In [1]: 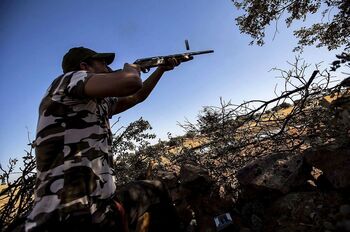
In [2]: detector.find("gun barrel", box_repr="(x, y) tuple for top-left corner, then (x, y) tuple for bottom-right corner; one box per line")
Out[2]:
(186, 50), (214, 56)
(134, 49), (214, 73)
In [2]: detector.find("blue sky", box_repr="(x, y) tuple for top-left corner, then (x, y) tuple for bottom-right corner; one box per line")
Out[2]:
(0, 0), (341, 166)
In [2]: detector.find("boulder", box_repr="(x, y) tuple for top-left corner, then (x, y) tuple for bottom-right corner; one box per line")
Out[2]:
(236, 152), (309, 194)
(265, 191), (347, 232)
(173, 164), (234, 232)
(155, 171), (178, 189)
(304, 145), (350, 189)
(179, 164), (213, 192)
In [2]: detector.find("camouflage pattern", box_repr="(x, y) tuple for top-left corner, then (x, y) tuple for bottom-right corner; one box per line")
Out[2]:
(25, 71), (119, 231)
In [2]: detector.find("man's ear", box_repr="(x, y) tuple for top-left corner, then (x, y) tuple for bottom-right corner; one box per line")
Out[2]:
(79, 62), (90, 71)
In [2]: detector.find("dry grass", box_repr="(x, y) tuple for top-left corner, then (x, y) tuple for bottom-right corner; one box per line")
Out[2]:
(168, 137), (208, 154)
(171, 93), (347, 151)
(0, 184), (9, 207)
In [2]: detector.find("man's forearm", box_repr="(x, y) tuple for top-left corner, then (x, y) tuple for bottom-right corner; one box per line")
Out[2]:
(135, 68), (166, 102)
(108, 68), (167, 115)
(109, 61), (178, 115)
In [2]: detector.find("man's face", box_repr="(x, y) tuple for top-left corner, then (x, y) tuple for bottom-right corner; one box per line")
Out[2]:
(84, 59), (111, 73)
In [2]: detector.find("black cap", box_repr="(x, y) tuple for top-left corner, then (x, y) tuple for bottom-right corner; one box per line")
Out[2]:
(62, 47), (115, 73)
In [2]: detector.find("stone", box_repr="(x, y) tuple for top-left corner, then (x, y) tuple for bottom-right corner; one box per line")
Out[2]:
(236, 152), (309, 194)
(264, 191), (345, 232)
(155, 171), (178, 189)
(340, 205), (350, 216)
(304, 145), (350, 189)
(239, 227), (251, 232)
(179, 164), (212, 191)
(251, 214), (263, 231)
(323, 221), (335, 230)
(309, 212), (317, 220)
(336, 220), (350, 231)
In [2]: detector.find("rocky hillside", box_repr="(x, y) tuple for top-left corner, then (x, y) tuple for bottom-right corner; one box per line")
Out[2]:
(141, 93), (350, 232)
(142, 143), (349, 232)
(1, 82), (349, 232)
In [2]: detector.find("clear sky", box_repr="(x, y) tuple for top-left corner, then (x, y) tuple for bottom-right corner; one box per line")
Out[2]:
(0, 0), (341, 166)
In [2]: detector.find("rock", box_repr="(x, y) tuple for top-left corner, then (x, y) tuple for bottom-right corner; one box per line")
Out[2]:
(155, 171), (178, 189)
(304, 145), (350, 189)
(311, 166), (323, 179)
(241, 201), (264, 222)
(239, 227), (251, 232)
(336, 220), (350, 231)
(264, 192), (346, 232)
(315, 174), (334, 190)
(236, 152), (309, 194)
(173, 164), (232, 232)
(323, 221), (335, 230)
(330, 94), (350, 127)
(251, 214), (263, 231)
(340, 204), (350, 216)
(179, 164), (212, 191)
(309, 212), (317, 220)
(307, 179), (317, 188)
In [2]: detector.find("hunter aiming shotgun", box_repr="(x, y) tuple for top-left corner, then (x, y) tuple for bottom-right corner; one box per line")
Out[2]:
(134, 40), (214, 73)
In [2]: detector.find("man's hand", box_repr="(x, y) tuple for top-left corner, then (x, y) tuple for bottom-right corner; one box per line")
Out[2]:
(123, 63), (141, 76)
(158, 58), (179, 72)
(158, 55), (193, 72)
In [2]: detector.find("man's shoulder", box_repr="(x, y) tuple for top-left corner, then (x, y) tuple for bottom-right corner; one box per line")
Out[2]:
(43, 71), (93, 100)
(49, 71), (90, 89)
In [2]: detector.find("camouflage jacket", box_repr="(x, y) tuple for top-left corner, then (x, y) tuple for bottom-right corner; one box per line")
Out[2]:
(25, 71), (118, 231)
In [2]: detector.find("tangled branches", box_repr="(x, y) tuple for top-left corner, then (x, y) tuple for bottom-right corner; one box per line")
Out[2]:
(0, 146), (36, 231)
(174, 56), (350, 196)
(1, 52), (349, 230)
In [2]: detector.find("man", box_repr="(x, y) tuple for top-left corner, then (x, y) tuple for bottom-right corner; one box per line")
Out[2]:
(24, 47), (186, 232)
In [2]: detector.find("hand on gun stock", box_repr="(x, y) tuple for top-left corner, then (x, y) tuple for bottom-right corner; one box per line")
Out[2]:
(158, 55), (193, 72)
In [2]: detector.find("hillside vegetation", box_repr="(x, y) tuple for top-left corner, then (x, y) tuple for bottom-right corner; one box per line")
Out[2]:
(1, 57), (350, 231)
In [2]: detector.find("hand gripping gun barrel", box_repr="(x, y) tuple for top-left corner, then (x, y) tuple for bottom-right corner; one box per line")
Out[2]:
(134, 40), (214, 73)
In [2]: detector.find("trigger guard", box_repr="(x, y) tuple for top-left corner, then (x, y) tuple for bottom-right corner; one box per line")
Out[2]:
(142, 68), (150, 73)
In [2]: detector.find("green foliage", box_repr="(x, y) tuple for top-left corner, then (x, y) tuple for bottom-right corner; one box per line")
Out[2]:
(232, 0), (350, 51)
(197, 107), (222, 135)
(185, 130), (197, 139)
(167, 137), (182, 147)
(112, 118), (159, 185)
(112, 117), (156, 156)
(271, 102), (292, 112)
